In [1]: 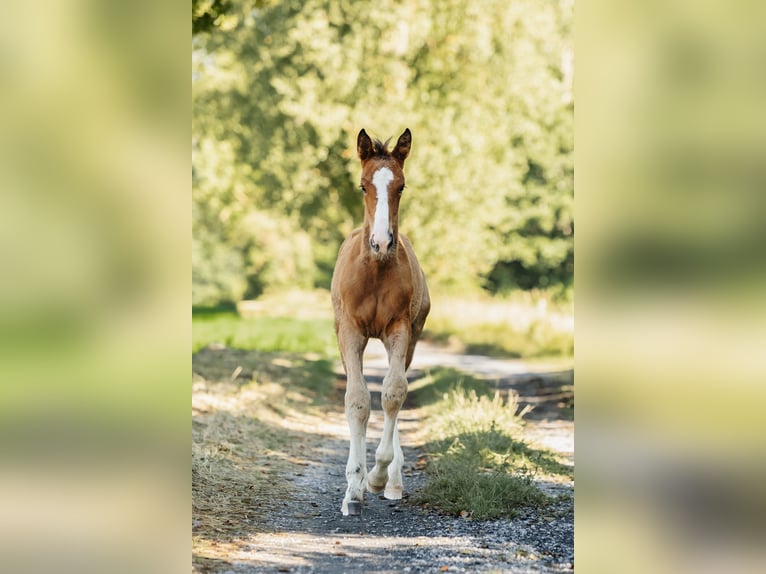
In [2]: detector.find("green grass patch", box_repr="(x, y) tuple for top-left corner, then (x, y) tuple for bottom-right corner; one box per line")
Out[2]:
(408, 366), (490, 406)
(419, 461), (546, 519)
(191, 289), (574, 359)
(192, 346), (337, 404)
(412, 368), (571, 519)
(193, 310), (337, 356)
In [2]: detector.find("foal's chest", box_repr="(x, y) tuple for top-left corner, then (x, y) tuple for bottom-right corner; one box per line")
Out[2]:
(346, 274), (413, 338)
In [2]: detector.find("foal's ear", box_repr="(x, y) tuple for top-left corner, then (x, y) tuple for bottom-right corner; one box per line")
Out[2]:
(357, 129), (373, 161)
(392, 128), (411, 163)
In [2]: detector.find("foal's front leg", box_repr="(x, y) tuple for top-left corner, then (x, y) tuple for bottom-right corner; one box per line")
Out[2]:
(338, 326), (370, 516)
(367, 326), (409, 500)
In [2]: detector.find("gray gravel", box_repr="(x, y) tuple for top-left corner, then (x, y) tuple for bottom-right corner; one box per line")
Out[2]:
(256, 425), (573, 573)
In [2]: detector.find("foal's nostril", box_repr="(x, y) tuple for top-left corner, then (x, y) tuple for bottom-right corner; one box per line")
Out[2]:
(387, 234), (394, 250)
(369, 236), (379, 252)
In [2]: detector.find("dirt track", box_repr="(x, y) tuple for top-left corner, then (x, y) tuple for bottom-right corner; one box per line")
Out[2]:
(193, 341), (573, 573)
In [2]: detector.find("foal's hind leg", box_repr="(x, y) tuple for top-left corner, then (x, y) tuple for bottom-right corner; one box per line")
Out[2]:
(338, 324), (370, 516)
(367, 324), (409, 499)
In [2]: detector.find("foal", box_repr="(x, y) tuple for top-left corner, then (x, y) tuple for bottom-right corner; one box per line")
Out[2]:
(331, 128), (430, 516)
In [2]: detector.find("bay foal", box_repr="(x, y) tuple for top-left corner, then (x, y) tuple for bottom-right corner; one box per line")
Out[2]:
(331, 128), (430, 515)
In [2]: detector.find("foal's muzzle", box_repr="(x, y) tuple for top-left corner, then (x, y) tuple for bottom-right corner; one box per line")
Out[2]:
(370, 233), (395, 255)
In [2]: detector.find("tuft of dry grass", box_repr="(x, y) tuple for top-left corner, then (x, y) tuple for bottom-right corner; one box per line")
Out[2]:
(192, 345), (336, 565)
(192, 403), (291, 537)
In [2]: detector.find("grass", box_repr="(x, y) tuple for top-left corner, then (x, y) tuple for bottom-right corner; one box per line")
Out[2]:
(193, 292), (340, 560)
(193, 311), (337, 356)
(192, 345), (337, 560)
(191, 289), (574, 524)
(423, 290), (574, 358)
(193, 290), (338, 356)
(193, 288), (573, 360)
(411, 368), (572, 519)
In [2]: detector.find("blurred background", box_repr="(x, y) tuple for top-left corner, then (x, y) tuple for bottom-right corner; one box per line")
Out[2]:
(577, 1), (766, 572)
(0, 2), (188, 573)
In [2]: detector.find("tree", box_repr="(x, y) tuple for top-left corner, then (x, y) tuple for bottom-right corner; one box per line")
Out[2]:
(192, 0), (573, 303)
(193, 0), (231, 35)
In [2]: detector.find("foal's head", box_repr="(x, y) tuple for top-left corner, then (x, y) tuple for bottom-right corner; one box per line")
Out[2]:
(357, 128), (411, 259)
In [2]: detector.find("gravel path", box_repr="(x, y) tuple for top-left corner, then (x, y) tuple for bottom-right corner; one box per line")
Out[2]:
(199, 342), (573, 573)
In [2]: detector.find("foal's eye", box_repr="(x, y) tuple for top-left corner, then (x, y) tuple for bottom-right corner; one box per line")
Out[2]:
(360, 184), (366, 194)
(398, 185), (405, 195)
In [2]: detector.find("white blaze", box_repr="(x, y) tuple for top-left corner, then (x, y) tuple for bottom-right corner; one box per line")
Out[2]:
(371, 167), (393, 248)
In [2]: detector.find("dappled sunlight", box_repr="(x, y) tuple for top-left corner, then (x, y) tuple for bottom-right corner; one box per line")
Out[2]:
(192, 346), (343, 547)
(192, 380), (272, 416)
(258, 402), (349, 440)
(192, 324), (574, 570)
(524, 420), (575, 470)
(194, 530), (497, 571)
(408, 345), (573, 382)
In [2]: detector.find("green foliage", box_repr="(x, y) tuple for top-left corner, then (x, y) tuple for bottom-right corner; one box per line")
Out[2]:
(192, 0), (231, 35)
(231, 211), (315, 298)
(193, 0), (573, 303)
(192, 215), (247, 307)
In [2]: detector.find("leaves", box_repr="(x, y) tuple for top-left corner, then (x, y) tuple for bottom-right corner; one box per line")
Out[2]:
(193, 0), (573, 302)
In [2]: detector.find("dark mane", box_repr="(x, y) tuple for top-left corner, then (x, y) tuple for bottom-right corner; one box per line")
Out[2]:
(371, 137), (392, 158)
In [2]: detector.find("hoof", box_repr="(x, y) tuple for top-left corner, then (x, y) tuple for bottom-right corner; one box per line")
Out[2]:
(346, 501), (362, 515)
(366, 481), (385, 494)
(384, 486), (403, 500)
